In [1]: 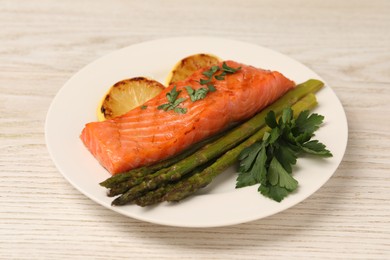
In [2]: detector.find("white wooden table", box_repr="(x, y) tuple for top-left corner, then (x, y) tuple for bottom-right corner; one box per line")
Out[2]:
(1, 0), (389, 259)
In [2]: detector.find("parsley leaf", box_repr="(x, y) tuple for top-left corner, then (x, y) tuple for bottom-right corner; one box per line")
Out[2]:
(268, 157), (298, 190)
(207, 84), (216, 92)
(273, 141), (297, 173)
(166, 86), (181, 103)
(199, 78), (212, 85)
(174, 107), (187, 114)
(259, 184), (289, 203)
(265, 110), (278, 129)
(214, 73), (226, 80)
(236, 107), (332, 202)
(157, 86), (187, 114)
(298, 140), (333, 157)
(236, 142), (265, 187)
(222, 62), (241, 73)
(185, 86), (209, 102)
(295, 110), (324, 136)
(202, 65), (219, 78)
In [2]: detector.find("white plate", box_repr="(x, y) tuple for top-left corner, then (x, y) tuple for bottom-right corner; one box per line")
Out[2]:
(45, 37), (348, 228)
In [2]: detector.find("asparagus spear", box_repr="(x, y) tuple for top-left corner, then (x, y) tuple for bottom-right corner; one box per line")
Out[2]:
(111, 79), (324, 206)
(163, 93), (319, 202)
(107, 168), (168, 197)
(133, 158), (218, 206)
(133, 184), (172, 207)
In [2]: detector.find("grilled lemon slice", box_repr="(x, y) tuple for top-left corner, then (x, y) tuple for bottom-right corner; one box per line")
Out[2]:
(97, 77), (165, 121)
(166, 53), (221, 85)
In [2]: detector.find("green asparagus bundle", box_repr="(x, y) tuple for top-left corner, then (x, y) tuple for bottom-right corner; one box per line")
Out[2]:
(163, 93), (319, 203)
(100, 79), (324, 206)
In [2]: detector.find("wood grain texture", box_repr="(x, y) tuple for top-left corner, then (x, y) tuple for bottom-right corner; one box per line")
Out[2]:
(1, 0), (389, 259)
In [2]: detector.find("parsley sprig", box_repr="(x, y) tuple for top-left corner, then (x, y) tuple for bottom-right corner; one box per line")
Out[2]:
(184, 86), (209, 102)
(157, 86), (187, 114)
(236, 107), (332, 202)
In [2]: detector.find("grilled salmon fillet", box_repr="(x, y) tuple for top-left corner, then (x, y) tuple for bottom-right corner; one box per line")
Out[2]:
(81, 61), (295, 174)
